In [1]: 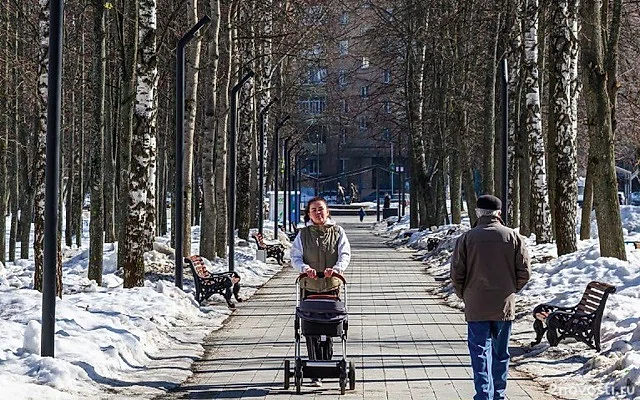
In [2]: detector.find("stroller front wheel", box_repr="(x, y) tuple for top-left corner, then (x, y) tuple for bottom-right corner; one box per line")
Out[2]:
(283, 360), (290, 389)
(349, 361), (356, 390)
(339, 377), (347, 395)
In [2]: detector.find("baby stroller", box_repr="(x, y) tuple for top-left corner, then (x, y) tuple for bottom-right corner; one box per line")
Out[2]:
(283, 271), (356, 394)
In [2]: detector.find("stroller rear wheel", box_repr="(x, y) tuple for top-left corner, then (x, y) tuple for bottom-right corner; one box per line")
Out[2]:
(295, 375), (302, 394)
(294, 358), (303, 394)
(283, 360), (290, 389)
(348, 361), (356, 390)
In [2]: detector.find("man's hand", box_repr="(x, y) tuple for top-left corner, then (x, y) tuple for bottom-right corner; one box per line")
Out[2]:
(304, 266), (317, 278)
(324, 268), (335, 277)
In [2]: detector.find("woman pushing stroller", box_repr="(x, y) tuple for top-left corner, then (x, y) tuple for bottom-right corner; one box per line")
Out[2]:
(290, 196), (351, 387)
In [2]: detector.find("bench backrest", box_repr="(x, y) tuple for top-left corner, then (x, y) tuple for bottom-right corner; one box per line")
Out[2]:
(253, 233), (266, 248)
(576, 281), (616, 314)
(185, 255), (211, 279)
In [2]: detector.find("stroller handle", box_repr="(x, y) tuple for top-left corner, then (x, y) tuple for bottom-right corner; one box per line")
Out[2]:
(296, 271), (346, 284)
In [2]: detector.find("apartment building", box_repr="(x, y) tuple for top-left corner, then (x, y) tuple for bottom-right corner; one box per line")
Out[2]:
(295, 2), (405, 197)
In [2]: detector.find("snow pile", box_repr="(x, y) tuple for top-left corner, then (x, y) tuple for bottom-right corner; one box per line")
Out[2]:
(375, 207), (640, 399)
(0, 219), (285, 399)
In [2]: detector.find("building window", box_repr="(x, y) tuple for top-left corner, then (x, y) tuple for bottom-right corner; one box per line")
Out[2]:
(340, 158), (348, 173)
(382, 128), (391, 141)
(341, 99), (349, 113)
(304, 6), (325, 26)
(340, 128), (347, 144)
(339, 40), (349, 56)
(340, 12), (349, 25)
(385, 8), (394, 21)
(383, 69), (391, 83)
(308, 159), (321, 175)
(299, 97), (326, 114)
(361, 56), (369, 69)
(384, 100), (392, 113)
(305, 67), (327, 85)
(338, 69), (347, 87)
(359, 115), (367, 130)
(360, 86), (369, 99)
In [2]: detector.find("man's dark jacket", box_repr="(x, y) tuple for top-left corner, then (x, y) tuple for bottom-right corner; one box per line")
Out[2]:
(450, 215), (531, 321)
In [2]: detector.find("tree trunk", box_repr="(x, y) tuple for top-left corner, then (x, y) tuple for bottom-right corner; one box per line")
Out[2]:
(89, 0), (106, 286)
(9, 44), (19, 261)
(579, 0), (626, 260)
(580, 161), (594, 240)
(482, 12), (500, 195)
(104, 79), (117, 243)
(518, 86), (531, 237)
(0, 13), (9, 266)
(116, 0), (138, 269)
(236, 6), (254, 241)
(549, 0), (578, 256)
(525, 0), (551, 243)
(200, 0), (222, 259)
(73, 34), (86, 249)
(460, 110), (478, 227)
(507, 10), (522, 227)
(450, 120), (462, 224)
(215, 1), (234, 257)
(181, 0), (204, 258)
(65, 86), (75, 248)
(123, 0), (158, 287)
(33, 2), (50, 291)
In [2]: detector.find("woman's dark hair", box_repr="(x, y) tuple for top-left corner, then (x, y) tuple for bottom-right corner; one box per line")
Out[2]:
(304, 196), (329, 222)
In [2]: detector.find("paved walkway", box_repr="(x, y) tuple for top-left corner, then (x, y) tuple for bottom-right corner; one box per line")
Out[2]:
(163, 219), (554, 399)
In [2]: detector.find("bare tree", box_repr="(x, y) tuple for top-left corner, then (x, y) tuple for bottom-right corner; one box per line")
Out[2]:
(524, 0), (551, 243)
(181, 0), (204, 257)
(548, 0), (578, 256)
(580, 0), (626, 260)
(88, 0), (106, 285)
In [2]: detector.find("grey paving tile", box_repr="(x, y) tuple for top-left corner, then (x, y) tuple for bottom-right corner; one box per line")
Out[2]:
(160, 222), (557, 399)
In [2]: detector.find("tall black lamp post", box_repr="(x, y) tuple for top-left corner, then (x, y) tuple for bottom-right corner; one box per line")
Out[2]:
(175, 16), (211, 289)
(273, 115), (290, 239)
(283, 137), (291, 232)
(285, 140), (299, 231)
(41, 0), (64, 358)
(228, 70), (255, 273)
(294, 149), (306, 225)
(258, 97), (278, 236)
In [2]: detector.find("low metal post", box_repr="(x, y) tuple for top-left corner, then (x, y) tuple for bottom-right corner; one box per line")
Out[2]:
(376, 167), (380, 222)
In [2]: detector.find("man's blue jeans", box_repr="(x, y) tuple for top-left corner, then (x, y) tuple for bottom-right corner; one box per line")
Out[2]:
(467, 321), (512, 400)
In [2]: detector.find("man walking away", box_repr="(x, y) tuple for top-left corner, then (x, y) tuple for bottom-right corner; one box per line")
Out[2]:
(450, 195), (531, 400)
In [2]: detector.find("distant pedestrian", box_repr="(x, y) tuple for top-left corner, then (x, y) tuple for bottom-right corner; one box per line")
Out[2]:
(450, 195), (531, 400)
(358, 207), (366, 222)
(383, 193), (391, 209)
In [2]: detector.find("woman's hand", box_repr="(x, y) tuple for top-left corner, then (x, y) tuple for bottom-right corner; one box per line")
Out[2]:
(304, 266), (317, 278)
(324, 267), (335, 277)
